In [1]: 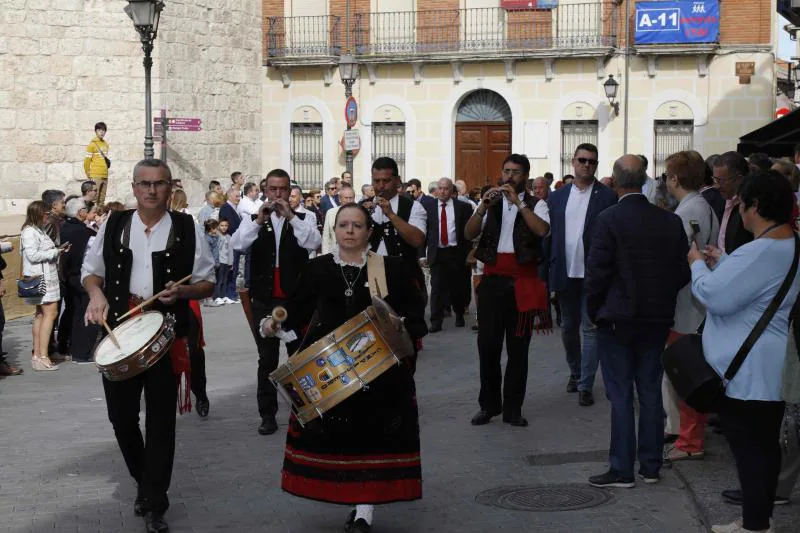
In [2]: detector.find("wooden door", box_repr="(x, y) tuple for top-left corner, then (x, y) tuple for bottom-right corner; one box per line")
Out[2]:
(455, 122), (511, 192)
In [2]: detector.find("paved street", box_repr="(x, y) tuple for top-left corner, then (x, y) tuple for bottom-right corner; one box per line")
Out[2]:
(2, 305), (708, 533)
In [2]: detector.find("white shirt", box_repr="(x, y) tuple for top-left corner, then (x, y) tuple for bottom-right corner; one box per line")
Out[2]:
(480, 193), (550, 253)
(229, 211), (321, 267)
(81, 211), (216, 299)
(321, 205), (341, 255)
(237, 195), (262, 219)
(370, 194), (427, 256)
(437, 199), (457, 248)
(564, 182), (594, 278)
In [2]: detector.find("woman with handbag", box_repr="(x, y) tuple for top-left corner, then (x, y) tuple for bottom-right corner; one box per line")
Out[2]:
(20, 201), (69, 371)
(687, 171), (800, 533)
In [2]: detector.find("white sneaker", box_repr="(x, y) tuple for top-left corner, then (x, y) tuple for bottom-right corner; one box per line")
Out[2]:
(222, 297), (234, 304)
(212, 298), (224, 306)
(711, 519), (772, 533)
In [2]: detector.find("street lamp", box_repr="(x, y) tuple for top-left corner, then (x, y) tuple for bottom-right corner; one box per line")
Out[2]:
(603, 74), (620, 117)
(125, 0), (165, 159)
(339, 54), (359, 174)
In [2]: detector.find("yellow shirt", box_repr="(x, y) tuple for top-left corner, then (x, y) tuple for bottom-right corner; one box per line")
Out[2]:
(84, 136), (109, 179)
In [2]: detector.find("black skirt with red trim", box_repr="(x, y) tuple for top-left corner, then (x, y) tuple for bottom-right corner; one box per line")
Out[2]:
(281, 363), (422, 505)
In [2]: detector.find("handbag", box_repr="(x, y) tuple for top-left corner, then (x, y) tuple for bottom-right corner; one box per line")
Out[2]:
(16, 240), (46, 301)
(94, 142), (111, 169)
(662, 233), (800, 413)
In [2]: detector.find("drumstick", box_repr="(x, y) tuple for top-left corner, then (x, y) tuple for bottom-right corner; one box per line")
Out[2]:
(117, 274), (193, 321)
(102, 320), (121, 350)
(272, 306), (288, 325)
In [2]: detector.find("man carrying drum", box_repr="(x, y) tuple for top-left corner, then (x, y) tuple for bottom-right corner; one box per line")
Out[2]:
(229, 168), (321, 436)
(83, 159), (215, 533)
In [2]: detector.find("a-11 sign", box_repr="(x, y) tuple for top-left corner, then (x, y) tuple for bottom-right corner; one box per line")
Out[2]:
(154, 117), (203, 132)
(635, 1), (719, 45)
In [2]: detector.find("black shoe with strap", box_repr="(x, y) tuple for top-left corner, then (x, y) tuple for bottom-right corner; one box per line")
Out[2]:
(470, 409), (501, 426)
(145, 512), (169, 533)
(258, 416), (278, 435)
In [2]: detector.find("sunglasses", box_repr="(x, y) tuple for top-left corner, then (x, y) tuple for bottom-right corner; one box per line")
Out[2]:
(575, 157), (599, 166)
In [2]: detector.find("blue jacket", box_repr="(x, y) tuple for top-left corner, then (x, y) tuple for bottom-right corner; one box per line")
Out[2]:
(205, 233), (220, 265)
(218, 202), (241, 235)
(585, 194), (690, 325)
(320, 194), (339, 217)
(546, 180), (617, 292)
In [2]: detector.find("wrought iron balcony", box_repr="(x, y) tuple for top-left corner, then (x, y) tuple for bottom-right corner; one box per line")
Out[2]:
(266, 15), (341, 66)
(353, 3), (619, 61)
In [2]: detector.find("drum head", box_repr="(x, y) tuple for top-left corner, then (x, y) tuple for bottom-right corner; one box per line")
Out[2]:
(95, 312), (165, 365)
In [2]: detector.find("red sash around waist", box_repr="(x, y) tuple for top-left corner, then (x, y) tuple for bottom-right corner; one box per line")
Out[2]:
(483, 253), (551, 335)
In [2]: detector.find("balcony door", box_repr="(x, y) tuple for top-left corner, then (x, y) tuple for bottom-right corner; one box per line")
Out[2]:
(455, 90), (512, 192)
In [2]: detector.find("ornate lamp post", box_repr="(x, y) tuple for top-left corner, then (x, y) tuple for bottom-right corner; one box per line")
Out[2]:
(339, 54), (358, 175)
(125, 0), (165, 159)
(603, 74), (620, 117)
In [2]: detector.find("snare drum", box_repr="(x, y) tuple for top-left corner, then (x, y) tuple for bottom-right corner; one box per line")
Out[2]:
(270, 297), (413, 425)
(95, 312), (176, 381)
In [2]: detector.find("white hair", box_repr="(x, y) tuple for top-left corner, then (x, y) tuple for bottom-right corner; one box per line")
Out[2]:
(65, 198), (86, 218)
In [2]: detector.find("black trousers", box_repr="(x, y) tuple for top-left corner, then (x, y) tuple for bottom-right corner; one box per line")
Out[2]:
(57, 280), (72, 354)
(68, 279), (99, 361)
(187, 308), (207, 400)
(476, 276), (533, 416)
(0, 297), (5, 364)
(251, 298), (300, 420)
(429, 248), (470, 325)
(102, 355), (177, 513)
(720, 398), (785, 531)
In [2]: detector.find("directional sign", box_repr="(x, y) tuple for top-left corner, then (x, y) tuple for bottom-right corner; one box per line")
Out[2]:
(154, 117), (203, 132)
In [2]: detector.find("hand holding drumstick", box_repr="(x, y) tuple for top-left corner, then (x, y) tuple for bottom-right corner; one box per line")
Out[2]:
(260, 306), (288, 338)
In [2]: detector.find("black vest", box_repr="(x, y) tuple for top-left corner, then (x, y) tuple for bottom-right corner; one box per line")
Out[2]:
(249, 213), (310, 304)
(103, 210), (195, 337)
(475, 194), (541, 266)
(369, 195), (423, 282)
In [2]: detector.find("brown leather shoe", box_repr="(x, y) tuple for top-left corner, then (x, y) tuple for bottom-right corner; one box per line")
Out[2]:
(0, 362), (23, 376)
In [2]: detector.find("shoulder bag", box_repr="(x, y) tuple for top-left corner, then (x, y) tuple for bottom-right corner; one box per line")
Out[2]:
(93, 142), (111, 169)
(662, 233), (800, 413)
(16, 234), (46, 302)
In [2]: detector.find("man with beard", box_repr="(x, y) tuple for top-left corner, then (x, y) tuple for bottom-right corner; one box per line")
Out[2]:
(465, 154), (551, 427)
(547, 144), (617, 408)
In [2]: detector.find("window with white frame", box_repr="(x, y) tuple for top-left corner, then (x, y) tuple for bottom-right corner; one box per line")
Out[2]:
(561, 120), (598, 178)
(290, 123), (324, 190)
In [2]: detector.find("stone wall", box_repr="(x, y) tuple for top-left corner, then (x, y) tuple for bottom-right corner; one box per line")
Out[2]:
(0, 0), (263, 214)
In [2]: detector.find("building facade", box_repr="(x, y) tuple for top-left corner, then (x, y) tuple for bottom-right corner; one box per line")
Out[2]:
(262, 0), (777, 191)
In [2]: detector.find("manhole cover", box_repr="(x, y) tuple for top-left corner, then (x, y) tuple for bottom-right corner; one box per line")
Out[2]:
(475, 484), (613, 512)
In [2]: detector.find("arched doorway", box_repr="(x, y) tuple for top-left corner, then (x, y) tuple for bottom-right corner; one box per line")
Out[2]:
(455, 90), (512, 191)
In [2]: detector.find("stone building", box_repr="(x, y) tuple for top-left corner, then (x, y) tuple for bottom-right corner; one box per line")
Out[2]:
(0, 0), (785, 211)
(0, 0), (263, 213)
(262, 0), (778, 192)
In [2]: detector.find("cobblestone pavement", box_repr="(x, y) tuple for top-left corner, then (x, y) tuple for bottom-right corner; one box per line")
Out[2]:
(0, 306), (706, 533)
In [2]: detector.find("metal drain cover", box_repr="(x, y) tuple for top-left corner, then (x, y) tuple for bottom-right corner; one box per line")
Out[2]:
(476, 484), (613, 512)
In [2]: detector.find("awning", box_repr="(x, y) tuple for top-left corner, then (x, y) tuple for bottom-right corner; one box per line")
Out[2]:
(737, 108), (800, 157)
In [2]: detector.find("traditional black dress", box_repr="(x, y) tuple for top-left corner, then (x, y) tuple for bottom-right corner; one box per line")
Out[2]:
(279, 252), (427, 505)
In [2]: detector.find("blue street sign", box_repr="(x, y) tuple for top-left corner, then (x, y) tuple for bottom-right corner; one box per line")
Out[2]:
(635, 0), (719, 45)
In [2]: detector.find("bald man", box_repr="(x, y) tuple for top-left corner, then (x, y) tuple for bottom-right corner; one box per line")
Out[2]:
(584, 154), (690, 488)
(424, 178), (474, 331)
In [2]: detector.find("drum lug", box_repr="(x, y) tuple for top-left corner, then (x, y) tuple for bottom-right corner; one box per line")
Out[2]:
(164, 313), (176, 333)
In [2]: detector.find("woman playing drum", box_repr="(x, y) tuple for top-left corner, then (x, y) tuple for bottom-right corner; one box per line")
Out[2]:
(263, 203), (427, 533)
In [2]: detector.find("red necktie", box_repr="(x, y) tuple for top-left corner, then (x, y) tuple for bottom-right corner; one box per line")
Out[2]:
(440, 203), (449, 246)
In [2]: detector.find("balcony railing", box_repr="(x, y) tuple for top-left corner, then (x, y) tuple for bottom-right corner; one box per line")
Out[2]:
(266, 15), (341, 63)
(354, 3), (618, 58)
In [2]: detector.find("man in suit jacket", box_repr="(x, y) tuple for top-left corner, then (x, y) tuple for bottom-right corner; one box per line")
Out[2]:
(547, 143), (617, 407)
(712, 151), (754, 254)
(320, 179), (340, 216)
(219, 188), (243, 300)
(425, 178), (473, 331)
(584, 155), (690, 488)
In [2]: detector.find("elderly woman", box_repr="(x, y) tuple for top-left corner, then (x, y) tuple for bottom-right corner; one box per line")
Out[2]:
(21, 200), (69, 371)
(662, 150), (720, 462)
(263, 203), (427, 533)
(688, 170), (800, 533)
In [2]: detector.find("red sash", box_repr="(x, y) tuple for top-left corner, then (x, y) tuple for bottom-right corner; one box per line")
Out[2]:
(483, 253), (551, 335)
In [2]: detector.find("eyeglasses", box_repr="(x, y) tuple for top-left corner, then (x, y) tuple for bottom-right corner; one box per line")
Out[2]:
(502, 169), (523, 176)
(134, 180), (171, 190)
(575, 157), (599, 166)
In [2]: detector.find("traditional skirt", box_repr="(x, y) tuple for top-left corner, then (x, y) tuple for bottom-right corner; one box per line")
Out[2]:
(281, 364), (422, 505)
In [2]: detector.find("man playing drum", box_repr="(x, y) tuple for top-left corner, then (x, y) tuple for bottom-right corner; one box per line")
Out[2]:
(230, 168), (321, 436)
(83, 159), (215, 533)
